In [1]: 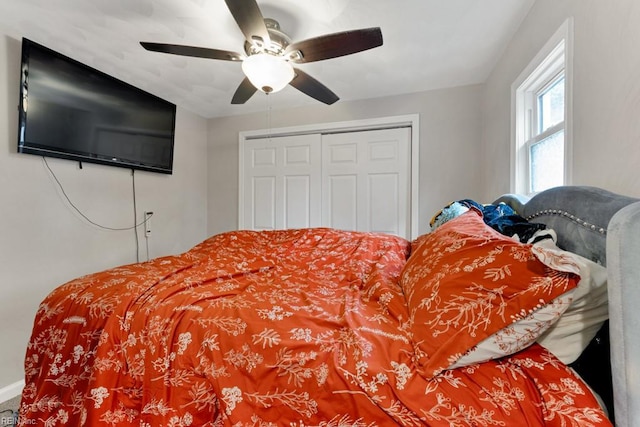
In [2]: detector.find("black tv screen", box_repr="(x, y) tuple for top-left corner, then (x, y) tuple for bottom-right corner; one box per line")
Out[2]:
(18, 38), (176, 174)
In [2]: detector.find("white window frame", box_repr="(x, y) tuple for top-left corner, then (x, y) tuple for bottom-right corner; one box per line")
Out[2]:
(511, 18), (573, 195)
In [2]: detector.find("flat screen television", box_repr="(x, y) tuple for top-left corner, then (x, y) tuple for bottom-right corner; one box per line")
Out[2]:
(17, 38), (176, 174)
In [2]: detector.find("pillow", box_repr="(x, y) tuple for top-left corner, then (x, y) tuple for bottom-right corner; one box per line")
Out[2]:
(401, 210), (580, 378)
(449, 288), (576, 369)
(531, 235), (608, 364)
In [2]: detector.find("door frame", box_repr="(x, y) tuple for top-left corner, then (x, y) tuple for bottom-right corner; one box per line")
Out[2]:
(238, 114), (420, 239)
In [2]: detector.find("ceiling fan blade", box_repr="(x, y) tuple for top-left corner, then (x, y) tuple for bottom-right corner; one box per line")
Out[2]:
(224, 0), (271, 47)
(285, 27), (383, 63)
(140, 42), (244, 61)
(231, 77), (258, 104)
(289, 69), (339, 105)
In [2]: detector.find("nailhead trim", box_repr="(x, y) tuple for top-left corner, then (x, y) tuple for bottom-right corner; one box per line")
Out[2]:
(526, 209), (607, 235)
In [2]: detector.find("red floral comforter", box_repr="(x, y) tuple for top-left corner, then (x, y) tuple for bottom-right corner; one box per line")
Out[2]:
(19, 228), (610, 426)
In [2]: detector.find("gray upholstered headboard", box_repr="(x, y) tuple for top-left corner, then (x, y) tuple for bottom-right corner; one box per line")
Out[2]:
(494, 185), (640, 427)
(494, 186), (639, 267)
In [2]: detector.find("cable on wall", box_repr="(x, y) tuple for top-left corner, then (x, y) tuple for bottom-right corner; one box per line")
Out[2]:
(145, 232), (151, 262)
(43, 157), (152, 261)
(132, 168), (140, 262)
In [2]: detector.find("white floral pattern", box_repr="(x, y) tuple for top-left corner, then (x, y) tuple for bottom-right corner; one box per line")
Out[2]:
(18, 228), (610, 426)
(401, 211), (581, 376)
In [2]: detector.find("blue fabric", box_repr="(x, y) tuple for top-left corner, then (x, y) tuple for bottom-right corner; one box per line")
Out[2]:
(431, 199), (545, 243)
(429, 202), (469, 230)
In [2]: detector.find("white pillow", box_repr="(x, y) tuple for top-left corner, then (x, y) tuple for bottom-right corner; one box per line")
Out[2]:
(450, 291), (576, 369)
(532, 233), (608, 364)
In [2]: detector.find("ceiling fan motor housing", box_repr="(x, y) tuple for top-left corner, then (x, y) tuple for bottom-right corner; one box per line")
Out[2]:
(244, 18), (291, 56)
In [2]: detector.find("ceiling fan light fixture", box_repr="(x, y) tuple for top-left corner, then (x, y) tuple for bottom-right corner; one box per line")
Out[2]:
(242, 53), (294, 94)
(141, 0), (383, 105)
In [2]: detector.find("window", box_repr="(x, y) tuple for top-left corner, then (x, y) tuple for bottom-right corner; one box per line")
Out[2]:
(512, 19), (573, 195)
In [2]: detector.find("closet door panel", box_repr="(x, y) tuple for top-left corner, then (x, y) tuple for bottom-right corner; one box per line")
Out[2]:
(252, 176), (276, 229)
(322, 127), (411, 237)
(327, 174), (358, 231)
(242, 135), (321, 230)
(368, 173), (400, 235)
(284, 175), (312, 228)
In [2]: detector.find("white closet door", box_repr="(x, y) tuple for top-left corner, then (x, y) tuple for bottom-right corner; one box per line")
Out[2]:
(242, 134), (322, 230)
(321, 128), (411, 237)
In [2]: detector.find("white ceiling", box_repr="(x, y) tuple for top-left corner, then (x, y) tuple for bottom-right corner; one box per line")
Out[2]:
(0, 0), (534, 119)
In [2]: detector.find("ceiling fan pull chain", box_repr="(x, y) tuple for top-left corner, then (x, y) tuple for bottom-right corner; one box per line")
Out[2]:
(266, 94), (273, 143)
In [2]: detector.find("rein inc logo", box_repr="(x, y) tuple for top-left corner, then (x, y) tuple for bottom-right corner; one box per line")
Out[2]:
(1, 409), (34, 426)
(0, 410), (17, 426)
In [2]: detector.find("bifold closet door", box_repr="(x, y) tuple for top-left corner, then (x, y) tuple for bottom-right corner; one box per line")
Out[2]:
(242, 134), (322, 230)
(321, 127), (411, 237)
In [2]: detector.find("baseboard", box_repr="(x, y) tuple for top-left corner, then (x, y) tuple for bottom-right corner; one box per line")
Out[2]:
(0, 380), (24, 404)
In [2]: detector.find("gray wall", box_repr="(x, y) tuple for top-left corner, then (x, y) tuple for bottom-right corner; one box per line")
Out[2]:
(481, 0), (640, 201)
(207, 85), (484, 237)
(0, 34), (209, 391)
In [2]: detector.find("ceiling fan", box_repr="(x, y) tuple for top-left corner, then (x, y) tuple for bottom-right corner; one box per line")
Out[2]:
(140, 0), (383, 105)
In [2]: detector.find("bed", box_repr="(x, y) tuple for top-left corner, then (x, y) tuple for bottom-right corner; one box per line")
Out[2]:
(16, 185), (639, 426)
